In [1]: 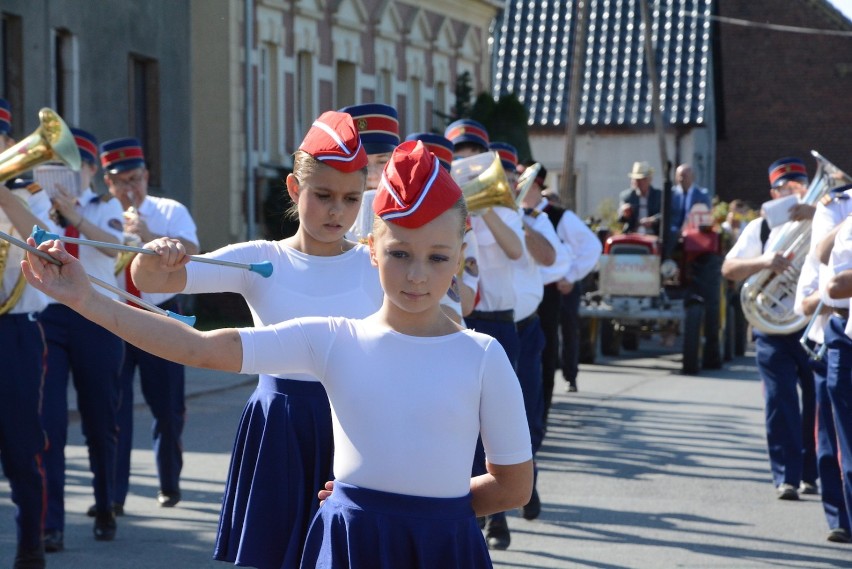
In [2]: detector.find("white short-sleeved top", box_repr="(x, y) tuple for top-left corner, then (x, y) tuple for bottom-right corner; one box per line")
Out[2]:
(794, 252), (828, 344)
(2, 187), (52, 313)
(828, 217), (852, 338)
(513, 212), (562, 320)
(46, 188), (125, 303)
(239, 317), (532, 497)
(184, 241), (384, 380)
(811, 188), (852, 254)
(117, 195), (199, 306)
(471, 205), (524, 311)
(725, 216), (790, 260)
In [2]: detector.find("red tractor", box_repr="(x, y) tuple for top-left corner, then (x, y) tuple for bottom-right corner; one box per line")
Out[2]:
(579, 211), (725, 374)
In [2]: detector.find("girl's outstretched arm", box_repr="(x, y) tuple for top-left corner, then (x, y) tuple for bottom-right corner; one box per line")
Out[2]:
(22, 238), (242, 372)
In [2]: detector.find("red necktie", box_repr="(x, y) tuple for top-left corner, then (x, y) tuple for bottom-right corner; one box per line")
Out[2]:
(64, 225), (79, 258)
(124, 258), (142, 308)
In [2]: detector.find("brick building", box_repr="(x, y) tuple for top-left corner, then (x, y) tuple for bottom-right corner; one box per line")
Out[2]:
(714, 0), (852, 207)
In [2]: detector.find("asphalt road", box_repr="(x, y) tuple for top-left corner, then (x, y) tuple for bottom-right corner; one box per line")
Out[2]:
(2, 341), (850, 568)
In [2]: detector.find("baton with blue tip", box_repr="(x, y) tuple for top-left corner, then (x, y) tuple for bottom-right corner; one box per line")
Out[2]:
(0, 230), (197, 327)
(31, 226), (273, 278)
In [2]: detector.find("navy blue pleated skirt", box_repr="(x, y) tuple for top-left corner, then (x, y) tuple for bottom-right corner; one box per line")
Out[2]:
(214, 375), (334, 569)
(301, 482), (492, 569)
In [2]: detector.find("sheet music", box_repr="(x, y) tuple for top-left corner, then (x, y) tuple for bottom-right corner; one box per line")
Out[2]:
(33, 164), (83, 199)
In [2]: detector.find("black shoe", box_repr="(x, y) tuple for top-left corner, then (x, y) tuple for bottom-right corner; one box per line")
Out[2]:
(14, 545), (45, 569)
(157, 490), (181, 507)
(484, 513), (511, 551)
(520, 487), (541, 520)
(776, 483), (799, 501)
(702, 355), (723, 370)
(42, 530), (63, 553)
(799, 482), (819, 495)
(93, 511), (117, 541)
(566, 384), (578, 393)
(87, 502), (124, 517)
(828, 527), (852, 543)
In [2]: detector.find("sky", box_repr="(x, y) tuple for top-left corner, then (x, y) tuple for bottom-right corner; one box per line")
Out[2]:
(828, 0), (852, 21)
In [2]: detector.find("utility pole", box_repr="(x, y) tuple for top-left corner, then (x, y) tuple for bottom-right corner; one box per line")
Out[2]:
(560, 0), (590, 212)
(639, 0), (672, 258)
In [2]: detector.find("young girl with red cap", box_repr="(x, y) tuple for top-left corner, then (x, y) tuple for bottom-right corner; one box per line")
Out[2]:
(128, 110), (382, 569)
(23, 139), (533, 568)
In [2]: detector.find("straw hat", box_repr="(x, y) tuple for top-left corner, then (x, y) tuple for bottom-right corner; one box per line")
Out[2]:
(628, 161), (654, 179)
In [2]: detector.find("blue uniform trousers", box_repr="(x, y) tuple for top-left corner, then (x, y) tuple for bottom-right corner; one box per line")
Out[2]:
(115, 340), (186, 502)
(515, 314), (545, 455)
(825, 316), (852, 532)
(0, 313), (47, 550)
(41, 304), (123, 529)
(808, 347), (850, 533)
(753, 330), (811, 488)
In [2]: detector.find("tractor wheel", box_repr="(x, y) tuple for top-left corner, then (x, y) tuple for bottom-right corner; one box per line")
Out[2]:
(682, 303), (704, 375)
(579, 318), (597, 364)
(600, 320), (621, 357)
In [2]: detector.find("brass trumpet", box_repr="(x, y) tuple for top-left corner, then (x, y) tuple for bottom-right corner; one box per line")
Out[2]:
(0, 108), (80, 315)
(453, 151), (517, 212)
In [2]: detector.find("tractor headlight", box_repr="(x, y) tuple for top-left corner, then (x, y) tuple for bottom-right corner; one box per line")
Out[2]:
(660, 259), (679, 279)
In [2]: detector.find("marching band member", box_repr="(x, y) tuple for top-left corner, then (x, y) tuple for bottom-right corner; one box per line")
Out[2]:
(446, 119), (524, 551)
(795, 250), (850, 543)
(22, 138), (533, 569)
(0, 98), (50, 569)
(341, 103), (399, 242)
(130, 111), (382, 569)
(101, 137), (199, 513)
(824, 209), (852, 543)
(39, 127), (126, 549)
(519, 161), (601, 402)
(721, 157), (815, 501)
(408, 132), (479, 324)
(494, 142), (569, 523)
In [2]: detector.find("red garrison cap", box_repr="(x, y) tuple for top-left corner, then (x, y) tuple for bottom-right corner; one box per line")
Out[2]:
(373, 140), (462, 228)
(298, 111), (368, 172)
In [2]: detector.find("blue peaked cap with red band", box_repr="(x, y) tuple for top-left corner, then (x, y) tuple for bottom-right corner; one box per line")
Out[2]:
(405, 133), (454, 171)
(0, 98), (11, 135)
(71, 128), (99, 165)
(100, 137), (145, 173)
(768, 157), (808, 188)
(373, 140), (462, 228)
(340, 103), (400, 155)
(490, 142), (518, 173)
(299, 111), (368, 173)
(444, 119), (489, 151)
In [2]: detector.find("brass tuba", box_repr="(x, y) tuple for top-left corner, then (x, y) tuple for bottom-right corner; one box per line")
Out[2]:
(740, 151), (852, 335)
(0, 108), (81, 314)
(452, 151), (518, 212)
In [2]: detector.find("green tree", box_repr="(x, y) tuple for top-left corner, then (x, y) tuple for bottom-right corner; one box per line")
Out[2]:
(473, 93), (532, 164)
